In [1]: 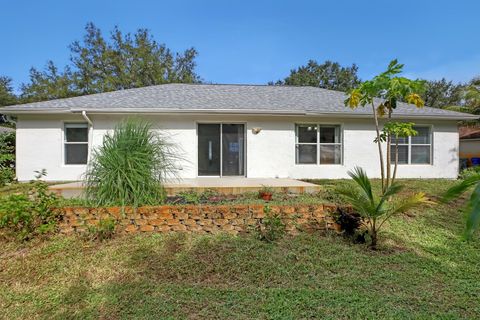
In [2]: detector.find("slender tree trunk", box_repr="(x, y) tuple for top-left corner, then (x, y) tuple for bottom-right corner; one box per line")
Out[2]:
(370, 219), (378, 250)
(386, 134), (391, 190)
(392, 140), (399, 185)
(385, 109), (393, 191)
(370, 231), (378, 250)
(371, 103), (385, 192)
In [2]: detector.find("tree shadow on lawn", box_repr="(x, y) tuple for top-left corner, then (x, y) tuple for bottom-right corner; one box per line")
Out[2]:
(53, 229), (480, 319)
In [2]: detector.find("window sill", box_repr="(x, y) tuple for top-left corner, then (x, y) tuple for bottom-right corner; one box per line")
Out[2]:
(391, 164), (433, 166)
(295, 164), (344, 166)
(62, 164), (88, 168)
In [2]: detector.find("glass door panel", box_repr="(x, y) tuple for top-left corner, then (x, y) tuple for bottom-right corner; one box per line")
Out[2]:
(222, 124), (245, 176)
(198, 124), (221, 176)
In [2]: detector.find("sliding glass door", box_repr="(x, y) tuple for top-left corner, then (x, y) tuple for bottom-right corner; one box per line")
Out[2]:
(198, 123), (245, 176)
(198, 124), (221, 176)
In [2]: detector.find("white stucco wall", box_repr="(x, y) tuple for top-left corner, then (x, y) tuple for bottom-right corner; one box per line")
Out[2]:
(15, 114), (460, 181)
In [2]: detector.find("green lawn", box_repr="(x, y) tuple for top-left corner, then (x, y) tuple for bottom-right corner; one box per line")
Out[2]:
(1, 179), (479, 319)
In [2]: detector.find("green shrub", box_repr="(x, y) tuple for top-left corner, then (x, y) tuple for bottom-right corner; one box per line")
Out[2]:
(255, 205), (286, 242)
(0, 172), (60, 241)
(177, 190), (203, 204)
(0, 131), (15, 186)
(85, 119), (180, 207)
(459, 166), (480, 180)
(86, 218), (116, 241)
(174, 189), (221, 204)
(0, 167), (15, 186)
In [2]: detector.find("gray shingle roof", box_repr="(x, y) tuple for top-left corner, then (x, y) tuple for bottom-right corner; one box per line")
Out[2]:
(1, 84), (477, 120)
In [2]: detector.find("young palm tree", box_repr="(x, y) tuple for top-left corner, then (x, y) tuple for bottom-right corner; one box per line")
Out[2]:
(338, 167), (432, 249)
(443, 174), (480, 240)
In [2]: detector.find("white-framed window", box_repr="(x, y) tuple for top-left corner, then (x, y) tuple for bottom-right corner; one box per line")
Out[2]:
(64, 123), (89, 165)
(295, 124), (342, 164)
(391, 126), (432, 165)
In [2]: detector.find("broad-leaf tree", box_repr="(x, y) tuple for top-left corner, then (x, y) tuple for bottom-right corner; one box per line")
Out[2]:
(345, 60), (426, 193)
(338, 167), (431, 249)
(273, 60), (360, 91)
(377, 122), (418, 186)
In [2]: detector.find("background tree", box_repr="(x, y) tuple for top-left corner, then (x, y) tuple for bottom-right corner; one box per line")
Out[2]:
(464, 77), (480, 114)
(423, 78), (464, 109)
(0, 76), (17, 107)
(0, 76), (17, 124)
(20, 23), (201, 101)
(272, 60), (361, 91)
(20, 61), (76, 102)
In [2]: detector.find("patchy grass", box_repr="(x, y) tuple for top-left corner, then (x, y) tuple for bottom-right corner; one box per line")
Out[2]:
(0, 182), (37, 196)
(0, 181), (67, 197)
(0, 179), (479, 319)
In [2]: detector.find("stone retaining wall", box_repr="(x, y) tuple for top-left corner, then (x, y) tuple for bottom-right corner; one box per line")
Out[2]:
(57, 204), (342, 235)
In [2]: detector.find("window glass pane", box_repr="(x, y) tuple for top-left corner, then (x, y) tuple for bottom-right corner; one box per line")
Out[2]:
(411, 146), (431, 164)
(66, 125), (88, 142)
(297, 125), (317, 143)
(320, 145), (341, 164)
(391, 136), (408, 144)
(390, 145), (408, 164)
(65, 144), (88, 164)
(320, 126), (340, 143)
(296, 145), (317, 164)
(412, 127), (430, 144)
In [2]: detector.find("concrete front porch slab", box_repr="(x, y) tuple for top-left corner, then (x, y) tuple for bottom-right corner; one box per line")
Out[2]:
(49, 178), (321, 198)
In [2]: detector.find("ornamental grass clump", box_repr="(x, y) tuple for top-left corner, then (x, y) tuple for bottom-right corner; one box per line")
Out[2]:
(85, 119), (179, 207)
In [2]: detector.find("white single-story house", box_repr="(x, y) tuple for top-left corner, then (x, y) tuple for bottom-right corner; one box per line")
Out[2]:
(1, 84), (477, 181)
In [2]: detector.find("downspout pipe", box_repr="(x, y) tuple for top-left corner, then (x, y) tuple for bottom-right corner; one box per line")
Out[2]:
(81, 111), (93, 163)
(81, 111), (93, 126)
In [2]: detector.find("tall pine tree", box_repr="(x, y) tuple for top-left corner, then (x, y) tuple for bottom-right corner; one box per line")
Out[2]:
(21, 23), (201, 102)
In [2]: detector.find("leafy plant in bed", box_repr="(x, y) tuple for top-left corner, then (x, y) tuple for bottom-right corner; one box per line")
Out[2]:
(258, 185), (274, 201)
(0, 170), (60, 241)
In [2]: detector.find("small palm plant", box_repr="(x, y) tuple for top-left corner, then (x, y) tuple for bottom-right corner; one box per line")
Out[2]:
(442, 174), (480, 240)
(85, 119), (180, 207)
(338, 167), (432, 249)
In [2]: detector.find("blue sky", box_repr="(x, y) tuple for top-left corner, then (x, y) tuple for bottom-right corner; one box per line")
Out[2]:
(1, 0), (479, 91)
